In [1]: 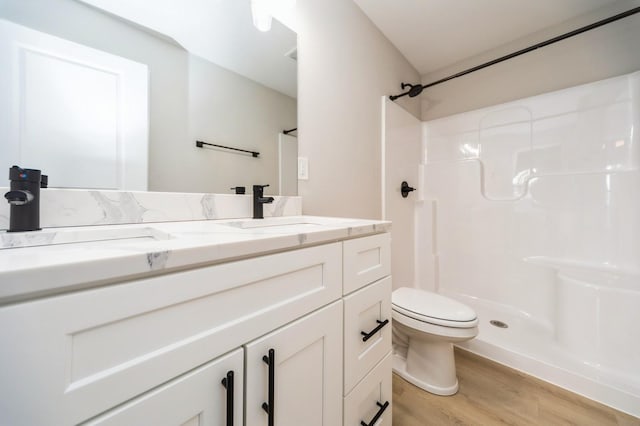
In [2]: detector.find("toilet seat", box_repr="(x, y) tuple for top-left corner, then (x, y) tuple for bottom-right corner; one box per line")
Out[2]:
(392, 287), (478, 328)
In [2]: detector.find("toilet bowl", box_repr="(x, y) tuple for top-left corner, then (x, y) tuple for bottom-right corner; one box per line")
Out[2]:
(392, 287), (478, 396)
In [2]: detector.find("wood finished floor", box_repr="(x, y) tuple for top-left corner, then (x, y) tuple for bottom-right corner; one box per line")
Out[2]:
(392, 348), (640, 426)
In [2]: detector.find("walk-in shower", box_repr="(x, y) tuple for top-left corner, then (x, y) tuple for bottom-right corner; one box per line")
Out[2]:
(416, 71), (640, 417)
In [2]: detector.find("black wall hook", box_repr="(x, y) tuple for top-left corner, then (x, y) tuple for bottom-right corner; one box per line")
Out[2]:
(401, 181), (415, 198)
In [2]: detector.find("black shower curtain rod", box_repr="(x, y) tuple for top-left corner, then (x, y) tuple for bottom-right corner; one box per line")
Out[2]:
(390, 6), (640, 101)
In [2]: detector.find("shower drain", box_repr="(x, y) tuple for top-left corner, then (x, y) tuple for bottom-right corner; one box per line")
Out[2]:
(490, 320), (509, 329)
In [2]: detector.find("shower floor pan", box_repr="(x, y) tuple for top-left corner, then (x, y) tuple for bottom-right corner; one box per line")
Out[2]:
(451, 295), (640, 418)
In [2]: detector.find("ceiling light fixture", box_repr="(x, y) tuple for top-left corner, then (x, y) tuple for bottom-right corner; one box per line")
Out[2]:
(251, 0), (272, 32)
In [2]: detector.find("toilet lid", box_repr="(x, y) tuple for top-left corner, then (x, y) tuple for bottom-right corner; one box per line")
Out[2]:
(392, 287), (477, 326)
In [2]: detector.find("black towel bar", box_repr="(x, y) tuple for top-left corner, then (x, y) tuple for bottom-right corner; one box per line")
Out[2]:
(196, 140), (259, 158)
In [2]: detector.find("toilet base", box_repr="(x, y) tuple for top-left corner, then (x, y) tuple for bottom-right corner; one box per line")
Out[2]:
(393, 353), (459, 396)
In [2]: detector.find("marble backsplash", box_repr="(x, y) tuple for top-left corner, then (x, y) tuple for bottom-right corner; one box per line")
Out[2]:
(0, 188), (302, 230)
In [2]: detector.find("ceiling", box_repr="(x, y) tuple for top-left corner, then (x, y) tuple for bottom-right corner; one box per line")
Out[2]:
(353, 0), (622, 75)
(78, 0), (297, 98)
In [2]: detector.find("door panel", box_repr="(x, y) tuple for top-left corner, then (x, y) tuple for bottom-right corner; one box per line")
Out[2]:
(245, 301), (343, 426)
(84, 348), (244, 426)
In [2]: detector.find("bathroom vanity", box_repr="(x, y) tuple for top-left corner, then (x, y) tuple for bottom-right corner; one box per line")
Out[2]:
(0, 216), (392, 426)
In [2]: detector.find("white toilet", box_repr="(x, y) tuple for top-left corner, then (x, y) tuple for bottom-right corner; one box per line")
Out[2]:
(392, 287), (478, 396)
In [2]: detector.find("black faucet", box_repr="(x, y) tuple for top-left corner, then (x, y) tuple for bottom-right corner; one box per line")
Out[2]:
(253, 184), (274, 219)
(4, 166), (45, 232)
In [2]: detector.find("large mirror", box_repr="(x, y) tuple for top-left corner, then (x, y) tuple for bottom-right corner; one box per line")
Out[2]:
(0, 0), (297, 195)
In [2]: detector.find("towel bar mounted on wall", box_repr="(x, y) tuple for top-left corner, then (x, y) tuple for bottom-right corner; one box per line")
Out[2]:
(389, 6), (640, 100)
(196, 140), (260, 158)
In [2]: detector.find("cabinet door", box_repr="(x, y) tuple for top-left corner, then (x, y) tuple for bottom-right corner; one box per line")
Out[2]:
(245, 301), (343, 426)
(84, 348), (243, 426)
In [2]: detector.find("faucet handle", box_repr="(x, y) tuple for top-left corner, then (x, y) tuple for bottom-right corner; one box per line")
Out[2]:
(4, 190), (34, 205)
(252, 184), (270, 193)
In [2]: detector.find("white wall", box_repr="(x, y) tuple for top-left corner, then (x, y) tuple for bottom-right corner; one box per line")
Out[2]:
(382, 98), (421, 289)
(420, 0), (640, 120)
(297, 0), (420, 219)
(180, 55), (296, 195)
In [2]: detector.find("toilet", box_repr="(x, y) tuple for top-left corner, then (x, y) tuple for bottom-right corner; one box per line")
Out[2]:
(392, 287), (478, 396)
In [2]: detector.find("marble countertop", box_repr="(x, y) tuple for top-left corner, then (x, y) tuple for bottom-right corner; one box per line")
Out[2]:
(0, 216), (391, 304)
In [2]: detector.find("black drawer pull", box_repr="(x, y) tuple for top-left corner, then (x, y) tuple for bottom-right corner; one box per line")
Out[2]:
(261, 348), (275, 426)
(361, 401), (389, 426)
(361, 319), (389, 342)
(221, 370), (234, 426)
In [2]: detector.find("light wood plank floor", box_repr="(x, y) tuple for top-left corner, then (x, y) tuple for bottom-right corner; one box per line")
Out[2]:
(392, 348), (640, 426)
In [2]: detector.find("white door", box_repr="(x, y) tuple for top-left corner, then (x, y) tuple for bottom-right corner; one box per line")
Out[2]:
(0, 19), (149, 190)
(84, 348), (244, 426)
(245, 301), (343, 426)
(343, 277), (393, 394)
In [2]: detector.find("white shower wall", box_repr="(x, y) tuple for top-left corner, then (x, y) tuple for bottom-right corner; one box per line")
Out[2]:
(382, 98), (421, 291)
(420, 71), (640, 416)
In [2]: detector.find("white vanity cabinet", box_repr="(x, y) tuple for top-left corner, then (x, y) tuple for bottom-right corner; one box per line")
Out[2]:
(0, 228), (392, 426)
(0, 242), (342, 425)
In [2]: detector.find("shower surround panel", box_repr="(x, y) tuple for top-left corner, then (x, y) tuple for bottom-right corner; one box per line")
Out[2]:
(421, 71), (640, 416)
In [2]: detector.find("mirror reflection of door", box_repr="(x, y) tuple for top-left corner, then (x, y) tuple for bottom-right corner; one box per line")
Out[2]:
(0, 20), (149, 190)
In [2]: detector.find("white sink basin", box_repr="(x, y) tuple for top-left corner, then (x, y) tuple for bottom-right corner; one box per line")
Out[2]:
(0, 226), (172, 250)
(224, 216), (357, 230)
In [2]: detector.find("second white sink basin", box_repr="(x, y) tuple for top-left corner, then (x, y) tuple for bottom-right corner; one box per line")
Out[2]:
(224, 216), (357, 230)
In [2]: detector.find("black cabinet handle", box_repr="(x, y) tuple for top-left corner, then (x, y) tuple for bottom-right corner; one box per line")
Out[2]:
(361, 319), (389, 342)
(360, 401), (390, 426)
(221, 370), (234, 426)
(261, 349), (275, 426)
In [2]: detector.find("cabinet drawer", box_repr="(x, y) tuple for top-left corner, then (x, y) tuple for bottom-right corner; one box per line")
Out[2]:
(343, 233), (390, 294)
(83, 348), (244, 426)
(0, 243), (341, 425)
(344, 353), (392, 426)
(343, 276), (392, 394)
